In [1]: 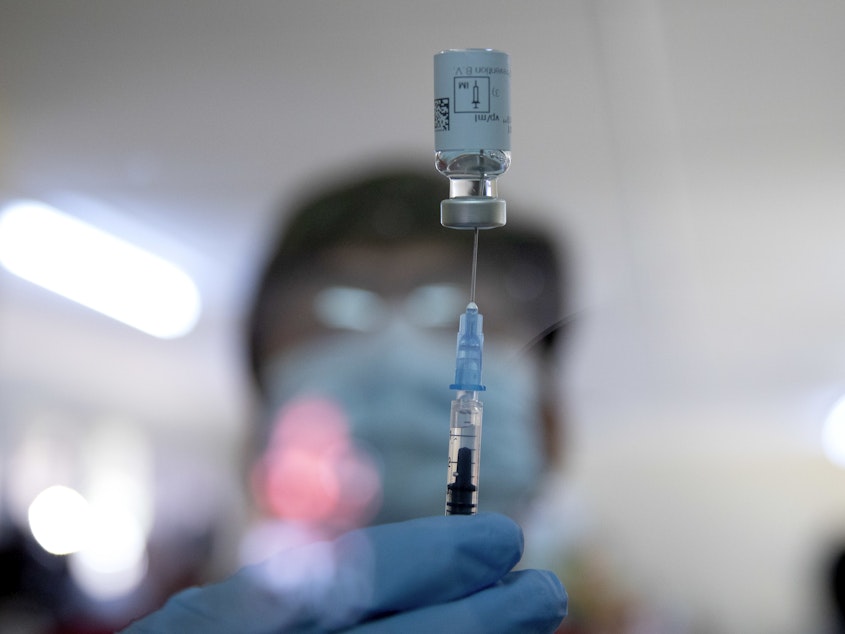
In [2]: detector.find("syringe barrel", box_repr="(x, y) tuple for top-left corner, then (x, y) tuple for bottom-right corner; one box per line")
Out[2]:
(445, 391), (483, 515)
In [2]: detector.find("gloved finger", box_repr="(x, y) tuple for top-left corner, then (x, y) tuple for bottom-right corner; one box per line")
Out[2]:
(343, 512), (524, 616)
(121, 513), (524, 634)
(345, 569), (568, 634)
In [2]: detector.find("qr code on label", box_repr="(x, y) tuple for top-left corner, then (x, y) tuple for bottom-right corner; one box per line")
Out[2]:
(434, 98), (449, 131)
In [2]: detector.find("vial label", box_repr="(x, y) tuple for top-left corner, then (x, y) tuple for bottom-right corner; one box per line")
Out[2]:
(434, 49), (511, 152)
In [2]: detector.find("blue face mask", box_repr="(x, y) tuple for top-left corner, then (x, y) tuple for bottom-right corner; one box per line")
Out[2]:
(258, 323), (545, 526)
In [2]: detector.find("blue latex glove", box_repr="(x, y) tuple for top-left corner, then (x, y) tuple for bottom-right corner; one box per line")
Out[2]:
(122, 513), (566, 633)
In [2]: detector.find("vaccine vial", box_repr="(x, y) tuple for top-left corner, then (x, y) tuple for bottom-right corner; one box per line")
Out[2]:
(434, 49), (510, 229)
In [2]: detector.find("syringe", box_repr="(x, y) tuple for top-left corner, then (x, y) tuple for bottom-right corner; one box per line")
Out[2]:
(434, 48), (510, 515)
(445, 301), (485, 516)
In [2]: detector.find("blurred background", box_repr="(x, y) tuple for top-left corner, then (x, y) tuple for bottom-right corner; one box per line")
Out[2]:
(1, 0), (845, 632)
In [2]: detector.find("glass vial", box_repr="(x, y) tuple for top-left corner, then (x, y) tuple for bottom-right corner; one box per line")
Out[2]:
(434, 49), (511, 229)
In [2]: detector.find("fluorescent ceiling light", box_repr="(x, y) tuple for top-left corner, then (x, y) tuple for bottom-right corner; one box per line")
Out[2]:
(0, 200), (201, 338)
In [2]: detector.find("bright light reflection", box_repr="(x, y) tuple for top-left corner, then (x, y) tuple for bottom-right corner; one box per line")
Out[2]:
(83, 419), (154, 536)
(69, 507), (148, 600)
(28, 485), (91, 555)
(28, 484), (149, 598)
(823, 395), (845, 468)
(7, 419), (73, 528)
(0, 199), (201, 338)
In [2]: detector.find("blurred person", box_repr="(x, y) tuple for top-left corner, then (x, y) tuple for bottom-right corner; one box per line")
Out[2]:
(121, 167), (569, 632)
(245, 167), (566, 534)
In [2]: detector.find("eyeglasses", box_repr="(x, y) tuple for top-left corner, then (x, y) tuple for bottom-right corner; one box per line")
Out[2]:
(313, 284), (468, 332)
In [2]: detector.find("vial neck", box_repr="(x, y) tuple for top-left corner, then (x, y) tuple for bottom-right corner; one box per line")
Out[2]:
(450, 178), (498, 199)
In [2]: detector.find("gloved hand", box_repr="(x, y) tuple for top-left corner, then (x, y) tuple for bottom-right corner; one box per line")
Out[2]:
(122, 513), (566, 633)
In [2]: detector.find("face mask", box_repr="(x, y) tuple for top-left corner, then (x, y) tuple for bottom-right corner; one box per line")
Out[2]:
(257, 322), (545, 527)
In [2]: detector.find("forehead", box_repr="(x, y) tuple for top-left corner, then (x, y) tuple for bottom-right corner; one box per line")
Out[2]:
(317, 242), (470, 291)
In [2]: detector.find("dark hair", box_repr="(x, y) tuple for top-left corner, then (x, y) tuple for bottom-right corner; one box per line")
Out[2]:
(246, 168), (566, 390)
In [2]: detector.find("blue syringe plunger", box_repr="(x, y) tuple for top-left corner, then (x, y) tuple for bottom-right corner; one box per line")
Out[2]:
(450, 302), (486, 391)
